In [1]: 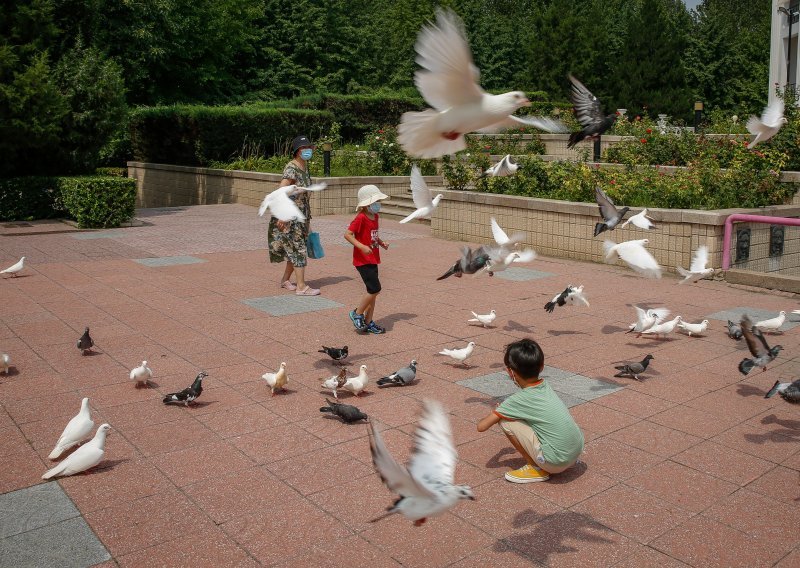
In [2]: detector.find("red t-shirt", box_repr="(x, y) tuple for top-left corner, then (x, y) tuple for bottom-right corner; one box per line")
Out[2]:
(348, 211), (380, 266)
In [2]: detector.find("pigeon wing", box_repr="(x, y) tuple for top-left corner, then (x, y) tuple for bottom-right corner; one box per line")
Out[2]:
(413, 9), (484, 111)
(689, 246), (709, 273)
(569, 75), (604, 129)
(267, 190), (306, 222)
(507, 115), (570, 133)
(628, 210), (655, 230)
(761, 99), (785, 128)
(490, 217), (511, 245)
(511, 249), (537, 263)
(368, 422), (436, 499)
(740, 315), (768, 358)
(595, 186), (618, 222)
(408, 400), (458, 486)
(409, 164), (433, 209)
(616, 241), (661, 278)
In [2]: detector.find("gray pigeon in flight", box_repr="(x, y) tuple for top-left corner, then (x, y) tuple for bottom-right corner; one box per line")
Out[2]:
(567, 75), (617, 148)
(77, 327), (94, 355)
(739, 315), (782, 375)
(764, 379), (800, 403)
(437, 246), (490, 280)
(319, 398), (369, 423)
(614, 354), (654, 381)
(377, 360), (418, 387)
(594, 186), (629, 237)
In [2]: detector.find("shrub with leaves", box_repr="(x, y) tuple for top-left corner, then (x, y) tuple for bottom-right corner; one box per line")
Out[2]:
(0, 177), (64, 221)
(59, 176), (136, 228)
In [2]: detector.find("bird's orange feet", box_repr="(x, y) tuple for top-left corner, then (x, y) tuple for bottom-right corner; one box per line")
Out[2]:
(413, 518), (427, 527)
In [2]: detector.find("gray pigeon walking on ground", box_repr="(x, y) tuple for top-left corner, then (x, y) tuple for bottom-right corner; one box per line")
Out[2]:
(593, 186), (629, 237)
(77, 327), (94, 355)
(725, 320), (743, 340)
(319, 398), (369, 423)
(613, 354), (654, 381)
(739, 315), (782, 375)
(377, 360), (418, 387)
(764, 379), (800, 403)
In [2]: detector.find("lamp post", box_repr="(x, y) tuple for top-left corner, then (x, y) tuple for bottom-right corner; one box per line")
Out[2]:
(322, 141), (332, 177)
(694, 101), (704, 132)
(778, 5), (796, 86)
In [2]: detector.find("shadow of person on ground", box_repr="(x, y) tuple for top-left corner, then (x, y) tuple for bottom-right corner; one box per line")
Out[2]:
(378, 312), (417, 331)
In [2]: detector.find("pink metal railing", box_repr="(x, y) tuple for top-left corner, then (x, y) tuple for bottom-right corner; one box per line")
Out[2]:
(722, 213), (800, 270)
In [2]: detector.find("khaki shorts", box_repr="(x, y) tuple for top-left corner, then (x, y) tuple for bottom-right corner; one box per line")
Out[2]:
(500, 420), (577, 474)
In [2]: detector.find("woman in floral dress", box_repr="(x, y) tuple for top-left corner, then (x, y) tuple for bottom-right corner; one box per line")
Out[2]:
(268, 134), (320, 296)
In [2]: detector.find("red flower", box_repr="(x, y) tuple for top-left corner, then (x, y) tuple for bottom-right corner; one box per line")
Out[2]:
(610, 179), (616, 185)
(378, 129), (384, 134)
(640, 138), (647, 144)
(646, 128), (652, 134)
(635, 116), (641, 121)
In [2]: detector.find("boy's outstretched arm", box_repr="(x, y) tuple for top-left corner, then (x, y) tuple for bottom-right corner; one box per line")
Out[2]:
(477, 410), (502, 432)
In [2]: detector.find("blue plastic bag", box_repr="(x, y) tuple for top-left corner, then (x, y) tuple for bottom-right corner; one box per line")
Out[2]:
(306, 231), (325, 259)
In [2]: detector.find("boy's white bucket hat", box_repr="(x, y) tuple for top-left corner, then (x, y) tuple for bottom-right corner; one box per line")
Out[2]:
(356, 184), (389, 209)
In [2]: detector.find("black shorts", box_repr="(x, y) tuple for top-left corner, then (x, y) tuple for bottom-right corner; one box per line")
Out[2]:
(356, 264), (381, 294)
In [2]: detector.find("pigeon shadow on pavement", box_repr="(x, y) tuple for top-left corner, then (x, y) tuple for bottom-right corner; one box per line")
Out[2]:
(312, 353), (371, 369)
(81, 350), (103, 357)
(89, 458), (128, 475)
(744, 427), (800, 444)
(736, 384), (767, 398)
(0, 367), (19, 377)
(496, 508), (614, 565)
(464, 396), (497, 407)
(486, 447), (526, 470)
(183, 400), (217, 409)
(134, 380), (159, 388)
(601, 324), (628, 334)
(760, 414), (800, 434)
(504, 320), (534, 333)
(547, 330), (589, 337)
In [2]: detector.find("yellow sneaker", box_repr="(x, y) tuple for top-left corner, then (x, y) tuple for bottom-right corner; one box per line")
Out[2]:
(505, 464), (550, 483)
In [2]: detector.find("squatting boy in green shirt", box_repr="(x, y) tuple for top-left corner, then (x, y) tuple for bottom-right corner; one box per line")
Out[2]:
(477, 338), (584, 483)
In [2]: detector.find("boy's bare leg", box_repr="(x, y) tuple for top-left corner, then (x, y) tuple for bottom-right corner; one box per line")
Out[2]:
(502, 430), (535, 467)
(357, 293), (378, 319)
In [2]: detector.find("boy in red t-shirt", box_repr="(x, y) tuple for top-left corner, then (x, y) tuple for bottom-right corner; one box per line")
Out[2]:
(344, 185), (390, 334)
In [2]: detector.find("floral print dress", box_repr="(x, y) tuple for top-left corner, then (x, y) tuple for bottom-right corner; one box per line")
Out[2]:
(268, 161), (312, 267)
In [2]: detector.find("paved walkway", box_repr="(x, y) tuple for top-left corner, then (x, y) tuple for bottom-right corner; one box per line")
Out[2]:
(0, 204), (798, 567)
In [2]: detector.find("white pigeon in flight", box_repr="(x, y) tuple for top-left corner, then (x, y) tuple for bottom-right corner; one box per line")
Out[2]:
(747, 99), (786, 148)
(490, 217), (526, 252)
(130, 361), (152, 386)
(676, 245), (714, 284)
(257, 183), (326, 221)
(627, 306), (670, 335)
(468, 310), (496, 327)
(0, 256), (25, 277)
(400, 165), (443, 223)
(397, 9), (555, 158)
(368, 400), (474, 526)
(604, 239), (662, 278)
(484, 155), (519, 177)
(43, 424), (111, 479)
(619, 209), (655, 230)
(438, 342), (476, 367)
(48, 398), (95, 460)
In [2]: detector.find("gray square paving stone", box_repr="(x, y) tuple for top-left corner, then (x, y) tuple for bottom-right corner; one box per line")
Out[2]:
(706, 306), (799, 331)
(134, 255), (207, 267)
(0, 517), (110, 568)
(493, 267), (555, 282)
(0, 482), (80, 539)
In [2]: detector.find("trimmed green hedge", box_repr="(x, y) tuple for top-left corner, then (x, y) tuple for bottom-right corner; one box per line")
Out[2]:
(0, 176), (135, 227)
(129, 105), (334, 166)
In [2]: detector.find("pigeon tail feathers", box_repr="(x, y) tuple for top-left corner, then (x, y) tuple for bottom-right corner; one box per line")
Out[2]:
(738, 358), (755, 376)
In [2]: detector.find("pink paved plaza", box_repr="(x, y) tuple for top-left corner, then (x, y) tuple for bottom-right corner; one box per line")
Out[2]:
(1, 204), (799, 567)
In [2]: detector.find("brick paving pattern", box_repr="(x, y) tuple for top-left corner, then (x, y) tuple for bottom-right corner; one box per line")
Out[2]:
(0, 204), (798, 567)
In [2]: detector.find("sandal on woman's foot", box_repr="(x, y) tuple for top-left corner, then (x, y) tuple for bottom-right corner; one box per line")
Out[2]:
(280, 281), (297, 291)
(295, 286), (320, 296)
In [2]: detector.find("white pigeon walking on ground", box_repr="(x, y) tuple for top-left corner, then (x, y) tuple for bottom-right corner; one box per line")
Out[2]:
(400, 165), (443, 223)
(747, 99), (786, 148)
(438, 342), (475, 367)
(258, 183), (326, 221)
(48, 398), (94, 460)
(484, 155), (519, 177)
(754, 311), (786, 333)
(1, 353), (10, 374)
(468, 310), (496, 327)
(677, 245), (714, 284)
(639, 316), (683, 339)
(368, 400), (474, 526)
(43, 424), (110, 479)
(130, 361), (152, 386)
(0, 256), (25, 277)
(628, 306), (671, 335)
(262, 362), (288, 396)
(342, 364), (369, 397)
(678, 319), (709, 337)
(321, 368), (348, 399)
(619, 209), (655, 230)
(397, 9), (554, 158)
(604, 239), (662, 278)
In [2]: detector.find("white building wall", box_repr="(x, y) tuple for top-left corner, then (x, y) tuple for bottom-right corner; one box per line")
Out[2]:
(770, 0), (800, 104)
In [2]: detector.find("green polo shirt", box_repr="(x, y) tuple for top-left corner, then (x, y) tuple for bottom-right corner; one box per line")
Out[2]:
(495, 380), (584, 466)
